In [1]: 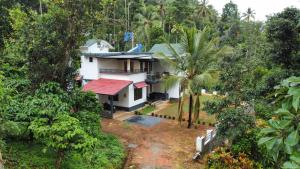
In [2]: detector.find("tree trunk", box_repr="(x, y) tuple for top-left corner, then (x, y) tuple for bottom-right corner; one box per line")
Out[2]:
(55, 150), (65, 169)
(188, 94), (193, 128)
(178, 95), (184, 125)
(193, 93), (200, 123)
(0, 149), (4, 169)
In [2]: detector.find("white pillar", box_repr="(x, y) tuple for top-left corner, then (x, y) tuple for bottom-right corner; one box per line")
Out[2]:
(196, 136), (205, 152)
(127, 59), (131, 72)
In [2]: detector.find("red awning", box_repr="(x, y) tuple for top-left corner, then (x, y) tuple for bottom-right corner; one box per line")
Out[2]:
(134, 81), (148, 89)
(83, 78), (132, 95)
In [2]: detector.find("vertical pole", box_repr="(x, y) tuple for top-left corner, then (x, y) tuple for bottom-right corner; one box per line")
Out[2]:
(188, 94), (193, 128)
(128, 3), (130, 31)
(110, 96), (114, 118)
(125, 0), (127, 31)
(132, 33), (134, 48)
(113, 1), (116, 40)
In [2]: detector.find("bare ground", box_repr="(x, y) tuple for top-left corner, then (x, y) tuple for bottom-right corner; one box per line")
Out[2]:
(102, 118), (213, 169)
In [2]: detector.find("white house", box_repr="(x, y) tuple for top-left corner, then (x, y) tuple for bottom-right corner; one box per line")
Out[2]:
(79, 39), (181, 117)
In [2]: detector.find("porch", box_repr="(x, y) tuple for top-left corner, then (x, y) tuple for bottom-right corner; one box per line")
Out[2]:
(83, 78), (148, 118)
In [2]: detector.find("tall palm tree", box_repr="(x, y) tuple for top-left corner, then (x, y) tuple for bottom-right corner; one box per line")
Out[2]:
(161, 27), (232, 128)
(158, 0), (166, 32)
(242, 8), (255, 22)
(134, 5), (160, 50)
(195, 0), (212, 19)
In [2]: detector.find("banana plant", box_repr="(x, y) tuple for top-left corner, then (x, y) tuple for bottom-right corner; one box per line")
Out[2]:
(258, 76), (300, 169)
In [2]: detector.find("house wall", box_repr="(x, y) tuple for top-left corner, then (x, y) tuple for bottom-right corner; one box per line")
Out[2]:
(152, 61), (180, 99)
(87, 43), (109, 53)
(98, 59), (142, 71)
(152, 61), (175, 74)
(80, 55), (99, 82)
(98, 59), (123, 69)
(133, 60), (142, 70)
(99, 72), (147, 83)
(99, 73), (147, 109)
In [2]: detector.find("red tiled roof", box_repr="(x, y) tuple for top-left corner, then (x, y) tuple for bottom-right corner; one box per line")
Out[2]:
(134, 81), (148, 89)
(83, 78), (132, 95)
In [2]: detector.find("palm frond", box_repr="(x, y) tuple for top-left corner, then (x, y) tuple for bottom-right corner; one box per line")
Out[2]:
(161, 74), (181, 90)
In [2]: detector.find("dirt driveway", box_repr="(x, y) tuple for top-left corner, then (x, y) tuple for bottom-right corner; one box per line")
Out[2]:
(102, 117), (213, 169)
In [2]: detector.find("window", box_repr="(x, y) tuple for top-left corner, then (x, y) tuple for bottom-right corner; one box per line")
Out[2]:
(134, 88), (142, 101)
(113, 94), (119, 101)
(89, 57), (93, 62)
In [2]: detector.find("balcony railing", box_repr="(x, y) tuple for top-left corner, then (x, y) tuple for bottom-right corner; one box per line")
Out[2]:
(145, 72), (170, 84)
(99, 68), (145, 74)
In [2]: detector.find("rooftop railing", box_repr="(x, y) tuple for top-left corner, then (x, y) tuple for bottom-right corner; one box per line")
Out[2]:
(99, 68), (145, 74)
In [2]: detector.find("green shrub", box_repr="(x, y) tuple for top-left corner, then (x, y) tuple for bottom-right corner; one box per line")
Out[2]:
(4, 141), (56, 169)
(205, 147), (263, 169)
(254, 101), (273, 120)
(231, 129), (274, 168)
(4, 134), (125, 169)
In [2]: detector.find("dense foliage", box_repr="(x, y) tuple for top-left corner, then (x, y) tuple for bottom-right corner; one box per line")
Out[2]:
(0, 0), (125, 168)
(202, 4), (300, 169)
(0, 0), (299, 168)
(258, 77), (300, 168)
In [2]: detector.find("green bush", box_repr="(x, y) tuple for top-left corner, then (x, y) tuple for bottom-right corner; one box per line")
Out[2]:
(231, 129), (274, 168)
(254, 101), (273, 120)
(205, 147), (263, 169)
(63, 134), (125, 169)
(4, 134), (125, 169)
(4, 141), (56, 169)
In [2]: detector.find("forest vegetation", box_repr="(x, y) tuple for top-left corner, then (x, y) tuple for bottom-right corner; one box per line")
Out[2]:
(0, 0), (299, 168)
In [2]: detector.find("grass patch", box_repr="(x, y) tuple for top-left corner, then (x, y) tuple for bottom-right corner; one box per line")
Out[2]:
(139, 105), (155, 115)
(4, 133), (125, 169)
(156, 95), (217, 124)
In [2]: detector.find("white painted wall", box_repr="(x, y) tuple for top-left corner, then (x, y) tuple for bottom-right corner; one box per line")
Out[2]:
(80, 55), (99, 81)
(87, 43), (109, 53)
(98, 73), (147, 108)
(151, 61), (180, 99)
(128, 85), (147, 107)
(99, 72), (147, 83)
(167, 81), (180, 99)
(98, 84), (147, 109)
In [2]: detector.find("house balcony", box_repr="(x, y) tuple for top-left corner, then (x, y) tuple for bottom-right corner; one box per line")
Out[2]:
(145, 72), (170, 84)
(99, 68), (145, 74)
(145, 73), (161, 84)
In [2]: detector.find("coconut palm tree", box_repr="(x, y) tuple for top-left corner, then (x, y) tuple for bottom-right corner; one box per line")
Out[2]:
(161, 27), (232, 128)
(242, 8), (255, 22)
(195, 0), (212, 19)
(134, 5), (160, 50)
(157, 0), (166, 32)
